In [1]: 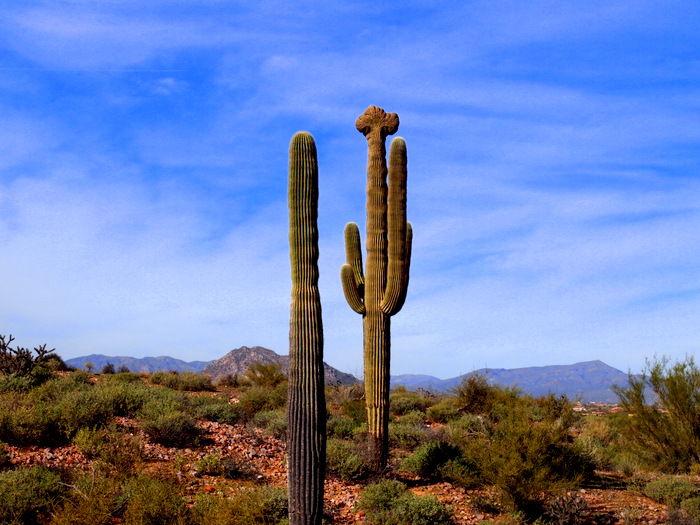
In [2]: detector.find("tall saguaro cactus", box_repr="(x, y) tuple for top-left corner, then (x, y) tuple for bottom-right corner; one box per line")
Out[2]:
(287, 132), (326, 525)
(341, 106), (413, 472)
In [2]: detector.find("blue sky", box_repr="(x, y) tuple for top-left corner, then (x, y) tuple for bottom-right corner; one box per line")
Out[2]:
(1, 1), (700, 378)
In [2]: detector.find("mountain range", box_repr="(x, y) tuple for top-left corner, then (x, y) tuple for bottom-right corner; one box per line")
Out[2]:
(66, 350), (636, 403)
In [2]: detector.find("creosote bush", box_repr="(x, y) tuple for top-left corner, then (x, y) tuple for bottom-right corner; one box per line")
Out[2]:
(356, 479), (453, 525)
(150, 371), (215, 392)
(326, 438), (371, 482)
(613, 355), (700, 473)
(643, 476), (699, 509)
(0, 466), (66, 524)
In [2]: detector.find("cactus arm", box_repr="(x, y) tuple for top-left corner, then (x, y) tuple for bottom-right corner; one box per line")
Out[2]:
(380, 137), (410, 316)
(389, 222), (412, 314)
(344, 222), (365, 294)
(341, 264), (366, 314)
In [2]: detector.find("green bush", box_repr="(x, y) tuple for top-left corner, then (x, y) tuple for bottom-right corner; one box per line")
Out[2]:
(327, 415), (361, 440)
(643, 476), (699, 509)
(390, 387), (434, 416)
(426, 398), (461, 424)
(236, 385), (287, 422)
(50, 475), (118, 525)
(326, 438), (370, 481)
(191, 485), (288, 525)
(356, 479), (453, 525)
(0, 374), (36, 393)
(388, 419), (430, 451)
(73, 426), (143, 476)
(442, 414), (489, 449)
(681, 497), (700, 523)
(192, 399), (242, 425)
(469, 400), (593, 513)
(0, 466), (65, 524)
(402, 440), (461, 478)
(141, 410), (201, 447)
(249, 409), (287, 439)
(613, 356), (700, 472)
(451, 373), (496, 414)
(194, 452), (251, 479)
(245, 362), (287, 388)
(150, 371), (215, 392)
(121, 473), (189, 525)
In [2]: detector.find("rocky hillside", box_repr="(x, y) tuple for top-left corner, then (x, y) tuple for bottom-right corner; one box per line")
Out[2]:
(201, 346), (358, 385)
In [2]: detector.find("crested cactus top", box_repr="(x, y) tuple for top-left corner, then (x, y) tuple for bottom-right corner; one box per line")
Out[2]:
(355, 105), (400, 141)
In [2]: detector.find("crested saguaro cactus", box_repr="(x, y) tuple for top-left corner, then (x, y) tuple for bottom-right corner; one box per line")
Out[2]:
(341, 106), (412, 472)
(287, 132), (326, 525)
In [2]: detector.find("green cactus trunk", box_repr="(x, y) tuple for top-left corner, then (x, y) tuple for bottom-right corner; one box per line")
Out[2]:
(341, 106), (412, 472)
(287, 132), (326, 525)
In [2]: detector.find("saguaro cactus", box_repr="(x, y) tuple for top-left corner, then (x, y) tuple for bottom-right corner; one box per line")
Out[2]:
(287, 132), (326, 525)
(341, 106), (412, 472)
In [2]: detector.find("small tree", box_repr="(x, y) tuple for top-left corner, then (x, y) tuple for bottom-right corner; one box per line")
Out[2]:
(84, 361), (95, 373)
(245, 361), (287, 388)
(612, 355), (700, 472)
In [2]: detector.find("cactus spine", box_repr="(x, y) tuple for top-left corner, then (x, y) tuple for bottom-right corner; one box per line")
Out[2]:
(341, 106), (412, 472)
(287, 132), (326, 525)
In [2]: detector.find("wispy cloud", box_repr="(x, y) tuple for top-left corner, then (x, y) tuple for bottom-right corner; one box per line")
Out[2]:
(0, 2), (699, 377)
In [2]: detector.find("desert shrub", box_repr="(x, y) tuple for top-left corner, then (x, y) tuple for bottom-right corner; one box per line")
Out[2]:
(544, 492), (589, 525)
(402, 440), (461, 478)
(326, 438), (371, 481)
(426, 397), (461, 423)
(236, 385), (287, 422)
(327, 415), (361, 439)
(401, 440), (477, 487)
(442, 414), (489, 449)
(325, 382), (366, 424)
(103, 371), (142, 384)
(141, 410), (201, 447)
(0, 383), (113, 447)
(356, 479), (453, 525)
(681, 497), (700, 523)
(388, 419), (430, 451)
(249, 409), (287, 439)
(191, 485), (288, 525)
(150, 371), (215, 392)
(216, 373), (241, 388)
(643, 476), (699, 509)
(93, 380), (151, 418)
(101, 363), (116, 374)
(451, 373), (496, 414)
(613, 356), (700, 473)
(245, 362), (287, 388)
(399, 409), (427, 426)
(138, 396), (201, 447)
(0, 373), (36, 393)
(390, 386), (434, 416)
(0, 466), (66, 524)
(193, 400), (242, 425)
(50, 476), (117, 525)
(73, 426), (143, 476)
(469, 399), (594, 513)
(121, 473), (189, 525)
(194, 452), (251, 479)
